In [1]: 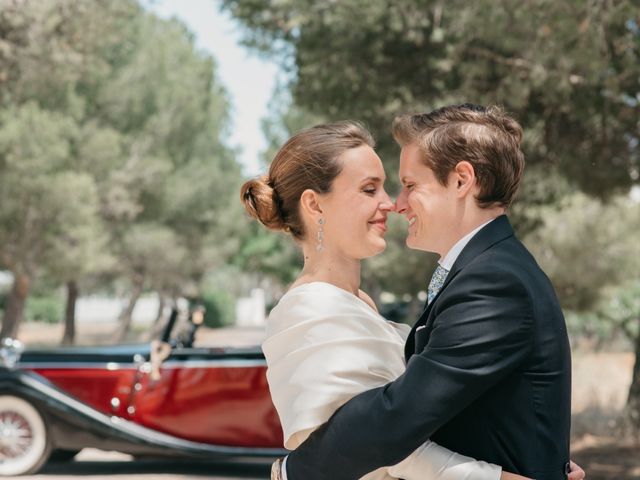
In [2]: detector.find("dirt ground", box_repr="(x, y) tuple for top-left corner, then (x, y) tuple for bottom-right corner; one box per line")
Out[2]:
(15, 322), (640, 479)
(569, 351), (640, 479)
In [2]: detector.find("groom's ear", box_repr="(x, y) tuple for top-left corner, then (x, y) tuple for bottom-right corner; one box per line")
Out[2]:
(454, 161), (476, 197)
(300, 189), (324, 220)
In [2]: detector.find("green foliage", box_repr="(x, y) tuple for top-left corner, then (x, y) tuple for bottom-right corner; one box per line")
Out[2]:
(525, 193), (640, 312)
(232, 221), (301, 285)
(0, 102), (103, 280)
(223, 0), (639, 198)
(200, 289), (235, 328)
(224, 0), (639, 304)
(25, 295), (63, 324)
(599, 281), (640, 342)
(0, 0), (244, 339)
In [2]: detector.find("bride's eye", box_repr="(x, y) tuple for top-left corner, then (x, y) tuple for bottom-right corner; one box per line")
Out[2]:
(363, 186), (377, 195)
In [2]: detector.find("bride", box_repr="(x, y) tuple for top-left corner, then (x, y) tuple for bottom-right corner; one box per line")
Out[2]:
(241, 121), (580, 480)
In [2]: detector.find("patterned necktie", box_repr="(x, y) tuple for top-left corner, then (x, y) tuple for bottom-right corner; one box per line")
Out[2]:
(427, 264), (449, 305)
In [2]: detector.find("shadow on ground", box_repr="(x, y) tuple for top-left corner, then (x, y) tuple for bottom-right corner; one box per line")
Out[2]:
(36, 457), (271, 478)
(572, 437), (640, 480)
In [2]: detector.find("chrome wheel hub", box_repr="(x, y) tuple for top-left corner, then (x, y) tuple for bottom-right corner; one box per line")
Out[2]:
(0, 410), (33, 460)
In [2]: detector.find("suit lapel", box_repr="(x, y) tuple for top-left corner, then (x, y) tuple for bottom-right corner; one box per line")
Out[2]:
(404, 215), (516, 360)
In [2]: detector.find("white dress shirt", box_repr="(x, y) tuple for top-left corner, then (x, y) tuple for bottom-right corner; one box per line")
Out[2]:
(438, 218), (495, 270)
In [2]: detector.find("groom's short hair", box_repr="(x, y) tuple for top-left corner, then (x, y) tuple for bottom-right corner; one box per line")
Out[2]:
(392, 104), (525, 208)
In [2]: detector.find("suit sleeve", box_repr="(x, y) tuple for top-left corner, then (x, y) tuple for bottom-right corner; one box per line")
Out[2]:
(285, 266), (534, 480)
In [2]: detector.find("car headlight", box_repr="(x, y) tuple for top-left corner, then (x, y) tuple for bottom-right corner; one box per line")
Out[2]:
(0, 338), (24, 369)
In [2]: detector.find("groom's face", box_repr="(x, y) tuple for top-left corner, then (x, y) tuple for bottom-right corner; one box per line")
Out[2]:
(396, 143), (459, 256)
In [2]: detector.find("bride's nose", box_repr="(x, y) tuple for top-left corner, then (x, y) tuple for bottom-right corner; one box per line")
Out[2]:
(380, 193), (395, 212)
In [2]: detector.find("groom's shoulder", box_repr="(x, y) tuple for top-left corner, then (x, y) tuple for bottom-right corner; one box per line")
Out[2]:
(465, 234), (555, 295)
(456, 234), (545, 287)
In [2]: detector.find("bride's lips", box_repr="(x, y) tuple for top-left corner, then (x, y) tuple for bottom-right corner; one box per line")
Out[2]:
(369, 218), (387, 233)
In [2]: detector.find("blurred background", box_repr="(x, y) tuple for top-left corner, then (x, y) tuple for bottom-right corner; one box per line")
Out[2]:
(0, 0), (638, 477)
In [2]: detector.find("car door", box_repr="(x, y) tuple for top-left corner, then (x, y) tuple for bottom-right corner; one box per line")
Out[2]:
(129, 345), (283, 448)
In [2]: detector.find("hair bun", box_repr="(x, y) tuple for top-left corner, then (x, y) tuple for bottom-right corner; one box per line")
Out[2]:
(240, 175), (287, 231)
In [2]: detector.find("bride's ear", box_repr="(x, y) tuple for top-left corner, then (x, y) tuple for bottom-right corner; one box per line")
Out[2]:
(299, 189), (323, 222)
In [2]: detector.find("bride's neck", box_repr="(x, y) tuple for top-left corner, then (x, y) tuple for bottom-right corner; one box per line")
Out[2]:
(297, 244), (361, 296)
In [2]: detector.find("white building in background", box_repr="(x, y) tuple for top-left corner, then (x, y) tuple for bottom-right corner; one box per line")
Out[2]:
(75, 296), (158, 326)
(1, 269), (266, 329)
(235, 288), (266, 327)
(0, 271), (13, 289)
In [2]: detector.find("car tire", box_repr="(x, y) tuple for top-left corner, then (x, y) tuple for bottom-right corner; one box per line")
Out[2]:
(0, 395), (51, 476)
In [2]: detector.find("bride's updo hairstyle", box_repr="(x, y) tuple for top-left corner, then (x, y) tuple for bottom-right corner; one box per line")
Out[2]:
(241, 121), (374, 240)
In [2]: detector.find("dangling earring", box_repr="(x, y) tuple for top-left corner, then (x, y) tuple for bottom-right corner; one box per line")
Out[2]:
(316, 218), (325, 252)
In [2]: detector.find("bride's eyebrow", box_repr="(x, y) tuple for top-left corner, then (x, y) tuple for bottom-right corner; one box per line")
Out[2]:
(360, 176), (384, 183)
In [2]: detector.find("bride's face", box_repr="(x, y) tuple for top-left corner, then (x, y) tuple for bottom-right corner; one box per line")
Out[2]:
(317, 145), (394, 260)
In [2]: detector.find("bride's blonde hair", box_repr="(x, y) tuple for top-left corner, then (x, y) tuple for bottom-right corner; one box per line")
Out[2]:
(241, 121), (374, 240)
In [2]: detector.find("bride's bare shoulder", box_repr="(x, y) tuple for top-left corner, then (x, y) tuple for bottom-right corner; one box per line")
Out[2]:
(358, 290), (378, 312)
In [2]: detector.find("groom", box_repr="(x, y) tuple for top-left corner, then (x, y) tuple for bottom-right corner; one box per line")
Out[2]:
(280, 104), (573, 479)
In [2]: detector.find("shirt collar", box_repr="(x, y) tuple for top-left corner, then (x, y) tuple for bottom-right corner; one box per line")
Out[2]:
(439, 218), (495, 271)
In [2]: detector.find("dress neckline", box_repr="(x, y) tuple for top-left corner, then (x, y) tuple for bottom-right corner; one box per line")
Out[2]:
(285, 281), (378, 314)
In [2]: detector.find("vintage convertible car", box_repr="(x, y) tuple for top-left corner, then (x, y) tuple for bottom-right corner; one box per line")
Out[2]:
(0, 309), (286, 476)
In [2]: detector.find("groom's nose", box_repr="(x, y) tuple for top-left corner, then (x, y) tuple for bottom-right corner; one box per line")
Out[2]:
(395, 189), (408, 214)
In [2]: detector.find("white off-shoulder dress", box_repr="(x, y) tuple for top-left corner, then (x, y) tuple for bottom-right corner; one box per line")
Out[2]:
(262, 282), (502, 480)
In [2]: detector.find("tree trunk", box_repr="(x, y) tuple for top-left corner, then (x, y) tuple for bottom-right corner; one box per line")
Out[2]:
(115, 276), (144, 342)
(624, 320), (640, 439)
(61, 280), (79, 345)
(154, 293), (166, 326)
(0, 273), (30, 340)
(147, 292), (167, 340)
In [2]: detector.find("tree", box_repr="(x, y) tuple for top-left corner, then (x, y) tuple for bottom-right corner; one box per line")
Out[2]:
(222, 0), (639, 309)
(0, 1), (243, 342)
(598, 281), (640, 437)
(0, 0), (143, 341)
(524, 193), (639, 312)
(223, 0), (639, 197)
(94, 12), (241, 340)
(0, 103), (101, 339)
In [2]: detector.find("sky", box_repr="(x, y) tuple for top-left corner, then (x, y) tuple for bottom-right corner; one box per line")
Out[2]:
(142, 0), (281, 176)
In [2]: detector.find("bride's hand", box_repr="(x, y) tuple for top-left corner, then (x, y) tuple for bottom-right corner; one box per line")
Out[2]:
(271, 458), (284, 480)
(567, 460), (586, 480)
(500, 460), (585, 480)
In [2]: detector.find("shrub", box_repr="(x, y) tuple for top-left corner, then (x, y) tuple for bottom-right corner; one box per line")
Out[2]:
(200, 290), (234, 328)
(25, 295), (63, 324)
